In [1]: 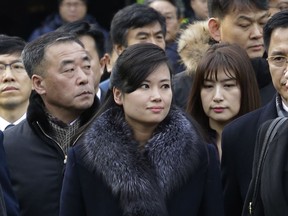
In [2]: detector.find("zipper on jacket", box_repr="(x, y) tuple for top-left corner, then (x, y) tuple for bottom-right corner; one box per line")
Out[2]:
(71, 130), (85, 146)
(36, 121), (67, 164)
(249, 201), (253, 215)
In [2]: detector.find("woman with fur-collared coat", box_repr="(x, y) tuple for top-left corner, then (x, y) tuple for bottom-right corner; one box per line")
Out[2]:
(60, 43), (224, 216)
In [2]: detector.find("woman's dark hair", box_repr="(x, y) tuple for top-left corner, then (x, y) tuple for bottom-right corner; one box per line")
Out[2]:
(110, 43), (172, 92)
(186, 42), (260, 142)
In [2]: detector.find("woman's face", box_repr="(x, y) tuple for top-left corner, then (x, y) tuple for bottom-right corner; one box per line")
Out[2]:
(114, 63), (172, 130)
(200, 69), (241, 127)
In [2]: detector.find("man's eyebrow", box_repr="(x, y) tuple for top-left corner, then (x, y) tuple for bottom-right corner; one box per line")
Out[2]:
(236, 12), (269, 21)
(82, 55), (90, 61)
(270, 51), (286, 56)
(60, 60), (74, 67)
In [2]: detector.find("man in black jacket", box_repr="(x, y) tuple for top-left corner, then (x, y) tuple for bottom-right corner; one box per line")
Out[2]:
(3, 31), (103, 216)
(222, 10), (288, 216)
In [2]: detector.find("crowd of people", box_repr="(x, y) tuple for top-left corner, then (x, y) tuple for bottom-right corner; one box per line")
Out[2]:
(0, 0), (288, 215)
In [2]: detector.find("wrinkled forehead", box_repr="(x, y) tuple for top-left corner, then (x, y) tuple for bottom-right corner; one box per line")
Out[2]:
(44, 41), (88, 61)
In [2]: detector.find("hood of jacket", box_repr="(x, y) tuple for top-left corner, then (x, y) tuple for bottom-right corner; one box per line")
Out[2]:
(177, 20), (214, 76)
(77, 106), (207, 216)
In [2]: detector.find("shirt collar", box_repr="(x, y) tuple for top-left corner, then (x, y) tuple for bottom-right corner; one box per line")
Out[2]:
(0, 113), (26, 131)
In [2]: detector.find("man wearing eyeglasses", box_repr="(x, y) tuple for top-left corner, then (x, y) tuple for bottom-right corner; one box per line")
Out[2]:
(0, 35), (32, 131)
(221, 10), (288, 216)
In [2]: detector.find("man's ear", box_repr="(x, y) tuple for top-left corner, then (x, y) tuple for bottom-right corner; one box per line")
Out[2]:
(113, 87), (123, 105)
(32, 74), (46, 95)
(208, 18), (221, 42)
(114, 44), (125, 56)
(100, 55), (109, 76)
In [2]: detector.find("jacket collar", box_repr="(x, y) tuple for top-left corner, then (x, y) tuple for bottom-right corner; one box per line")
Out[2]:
(26, 91), (100, 135)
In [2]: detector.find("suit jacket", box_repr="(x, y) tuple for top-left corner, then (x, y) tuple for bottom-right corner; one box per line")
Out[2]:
(221, 94), (278, 216)
(0, 131), (19, 216)
(242, 118), (288, 216)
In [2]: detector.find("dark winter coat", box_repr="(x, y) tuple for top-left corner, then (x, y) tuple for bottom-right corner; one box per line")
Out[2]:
(60, 106), (224, 216)
(242, 117), (288, 216)
(221, 94), (278, 216)
(0, 131), (19, 216)
(3, 91), (100, 216)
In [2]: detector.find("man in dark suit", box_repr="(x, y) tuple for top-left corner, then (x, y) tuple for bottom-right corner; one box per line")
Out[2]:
(221, 9), (288, 216)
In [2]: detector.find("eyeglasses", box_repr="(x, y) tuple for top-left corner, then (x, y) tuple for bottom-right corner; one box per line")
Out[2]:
(266, 55), (288, 67)
(0, 62), (25, 73)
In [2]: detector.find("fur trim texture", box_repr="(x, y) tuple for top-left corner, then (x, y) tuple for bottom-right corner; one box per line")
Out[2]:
(78, 106), (204, 215)
(177, 21), (212, 75)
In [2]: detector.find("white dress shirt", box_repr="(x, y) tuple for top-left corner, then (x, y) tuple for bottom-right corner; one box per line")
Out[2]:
(0, 113), (26, 131)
